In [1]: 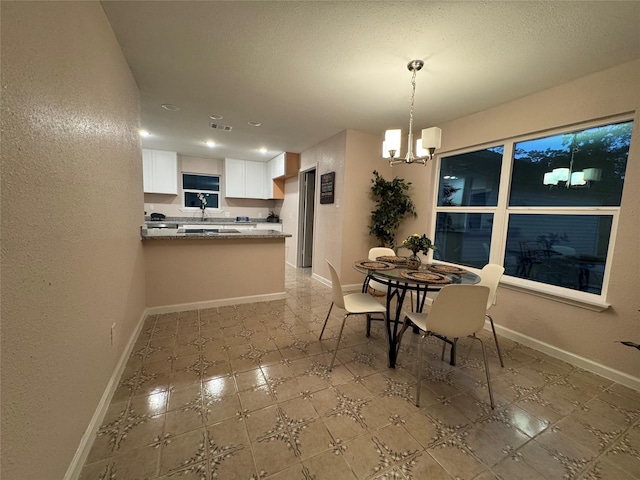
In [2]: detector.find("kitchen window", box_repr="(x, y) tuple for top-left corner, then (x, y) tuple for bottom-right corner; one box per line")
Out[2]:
(432, 117), (633, 306)
(183, 173), (220, 210)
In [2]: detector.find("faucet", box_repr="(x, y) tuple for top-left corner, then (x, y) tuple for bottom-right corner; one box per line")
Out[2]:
(197, 193), (207, 220)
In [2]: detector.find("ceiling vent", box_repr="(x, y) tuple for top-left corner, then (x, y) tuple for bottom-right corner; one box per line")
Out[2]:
(211, 123), (233, 131)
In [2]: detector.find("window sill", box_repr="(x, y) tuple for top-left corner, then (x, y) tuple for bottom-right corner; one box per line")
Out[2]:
(500, 277), (610, 312)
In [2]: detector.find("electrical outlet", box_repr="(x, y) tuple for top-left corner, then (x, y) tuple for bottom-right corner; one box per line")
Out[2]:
(111, 323), (116, 346)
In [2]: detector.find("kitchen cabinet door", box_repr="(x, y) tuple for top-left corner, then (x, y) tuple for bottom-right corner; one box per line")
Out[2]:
(224, 158), (246, 197)
(143, 149), (178, 194)
(269, 153), (286, 179)
(268, 152), (299, 179)
(244, 161), (266, 198)
(225, 158), (267, 199)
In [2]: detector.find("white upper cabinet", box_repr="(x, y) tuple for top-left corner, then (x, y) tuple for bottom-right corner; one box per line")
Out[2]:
(224, 158), (266, 199)
(265, 152), (300, 199)
(269, 153), (286, 179)
(244, 160), (266, 199)
(142, 149), (178, 194)
(224, 158), (246, 198)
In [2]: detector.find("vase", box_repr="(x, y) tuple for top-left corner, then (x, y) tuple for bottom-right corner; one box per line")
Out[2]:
(407, 254), (421, 270)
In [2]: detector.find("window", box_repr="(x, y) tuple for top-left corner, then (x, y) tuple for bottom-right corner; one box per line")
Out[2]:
(182, 173), (220, 210)
(433, 118), (633, 304)
(433, 147), (503, 269)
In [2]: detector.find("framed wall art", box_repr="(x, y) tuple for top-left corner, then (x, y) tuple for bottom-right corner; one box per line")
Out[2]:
(320, 172), (335, 204)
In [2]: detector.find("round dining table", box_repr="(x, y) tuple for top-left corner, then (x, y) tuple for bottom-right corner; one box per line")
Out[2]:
(353, 259), (481, 368)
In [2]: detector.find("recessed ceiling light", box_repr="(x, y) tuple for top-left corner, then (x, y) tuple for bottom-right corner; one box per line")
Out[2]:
(248, 121), (262, 127)
(259, 147), (268, 154)
(161, 104), (181, 111)
(205, 140), (216, 148)
(209, 114), (223, 120)
(139, 129), (150, 137)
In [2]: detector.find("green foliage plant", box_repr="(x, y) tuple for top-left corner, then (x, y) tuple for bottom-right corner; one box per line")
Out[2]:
(369, 170), (416, 248)
(402, 233), (436, 255)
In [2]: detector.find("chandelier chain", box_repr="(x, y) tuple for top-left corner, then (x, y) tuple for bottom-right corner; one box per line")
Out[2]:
(406, 67), (418, 159)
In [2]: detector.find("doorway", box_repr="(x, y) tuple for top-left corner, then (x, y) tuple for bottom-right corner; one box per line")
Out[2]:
(298, 168), (316, 268)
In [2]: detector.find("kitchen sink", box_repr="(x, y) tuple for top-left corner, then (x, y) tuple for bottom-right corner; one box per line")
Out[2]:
(146, 223), (178, 229)
(184, 228), (241, 235)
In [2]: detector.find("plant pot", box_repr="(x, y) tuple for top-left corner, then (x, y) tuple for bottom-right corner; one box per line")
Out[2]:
(407, 254), (421, 270)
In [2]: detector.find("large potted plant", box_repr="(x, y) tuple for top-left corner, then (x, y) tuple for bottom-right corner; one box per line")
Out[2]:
(369, 170), (416, 248)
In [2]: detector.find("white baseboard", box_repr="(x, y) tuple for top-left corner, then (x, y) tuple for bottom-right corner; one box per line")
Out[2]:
(486, 320), (640, 391)
(342, 282), (364, 293)
(312, 272), (330, 287)
(145, 292), (287, 315)
(64, 308), (149, 480)
(65, 291), (289, 478)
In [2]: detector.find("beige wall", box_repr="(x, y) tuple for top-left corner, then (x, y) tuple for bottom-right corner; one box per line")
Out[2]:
(289, 130), (391, 282)
(400, 60), (640, 380)
(1, 2), (147, 479)
(281, 175), (300, 266)
(340, 130), (390, 285)
(144, 154), (282, 220)
(298, 131), (348, 280)
(144, 238), (285, 307)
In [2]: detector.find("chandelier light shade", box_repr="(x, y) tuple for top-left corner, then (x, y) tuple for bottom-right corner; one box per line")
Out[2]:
(383, 59), (441, 166)
(583, 168), (602, 182)
(542, 138), (602, 188)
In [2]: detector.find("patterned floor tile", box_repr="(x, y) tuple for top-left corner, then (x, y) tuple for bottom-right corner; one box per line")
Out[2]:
(79, 265), (640, 480)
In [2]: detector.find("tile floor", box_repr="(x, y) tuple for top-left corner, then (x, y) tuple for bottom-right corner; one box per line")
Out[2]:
(80, 266), (640, 480)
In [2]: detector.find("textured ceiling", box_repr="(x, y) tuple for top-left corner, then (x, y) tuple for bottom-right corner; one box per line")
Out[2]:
(101, 1), (640, 161)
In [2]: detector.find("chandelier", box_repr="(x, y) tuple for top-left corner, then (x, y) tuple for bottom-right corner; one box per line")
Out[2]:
(543, 136), (602, 188)
(382, 59), (442, 166)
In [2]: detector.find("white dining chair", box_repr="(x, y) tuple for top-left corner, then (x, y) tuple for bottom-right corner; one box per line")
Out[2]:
(397, 284), (494, 408)
(477, 263), (505, 368)
(424, 263), (506, 368)
(365, 247), (395, 336)
(367, 247), (396, 295)
(319, 261), (387, 370)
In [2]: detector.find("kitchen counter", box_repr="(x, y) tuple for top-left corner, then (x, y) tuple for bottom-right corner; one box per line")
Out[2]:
(141, 224), (289, 310)
(144, 216), (282, 226)
(141, 228), (290, 240)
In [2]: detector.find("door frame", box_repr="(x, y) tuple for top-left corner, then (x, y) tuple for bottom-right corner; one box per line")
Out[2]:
(297, 164), (317, 268)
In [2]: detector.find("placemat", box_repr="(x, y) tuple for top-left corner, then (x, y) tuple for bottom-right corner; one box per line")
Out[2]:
(400, 270), (452, 284)
(428, 264), (468, 275)
(354, 259), (395, 271)
(376, 255), (407, 265)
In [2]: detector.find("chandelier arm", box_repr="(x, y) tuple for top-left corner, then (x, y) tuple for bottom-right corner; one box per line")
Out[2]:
(384, 58), (439, 166)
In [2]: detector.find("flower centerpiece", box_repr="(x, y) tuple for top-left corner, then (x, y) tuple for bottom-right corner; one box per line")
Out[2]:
(402, 234), (435, 269)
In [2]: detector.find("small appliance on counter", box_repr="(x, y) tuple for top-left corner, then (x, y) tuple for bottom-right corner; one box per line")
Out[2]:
(236, 216), (250, 223)
(266, 211), (280, 223)
(150, 212), (166, 221)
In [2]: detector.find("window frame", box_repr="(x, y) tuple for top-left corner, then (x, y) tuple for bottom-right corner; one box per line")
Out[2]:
(429, 114), (632, 311)
(181, 172), (222, 212)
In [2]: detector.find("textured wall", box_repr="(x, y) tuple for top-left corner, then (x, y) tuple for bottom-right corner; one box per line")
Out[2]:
(299, 131), (347, 280)
(340, 130), (387, 285)
(402, 60), (640, 379)
(144, 238), (285, 307)
(281, 175), (300, 266)
(0, 2), (146, 478)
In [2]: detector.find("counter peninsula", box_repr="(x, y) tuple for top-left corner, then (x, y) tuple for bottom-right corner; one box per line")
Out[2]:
(141, 224), (291, 311)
